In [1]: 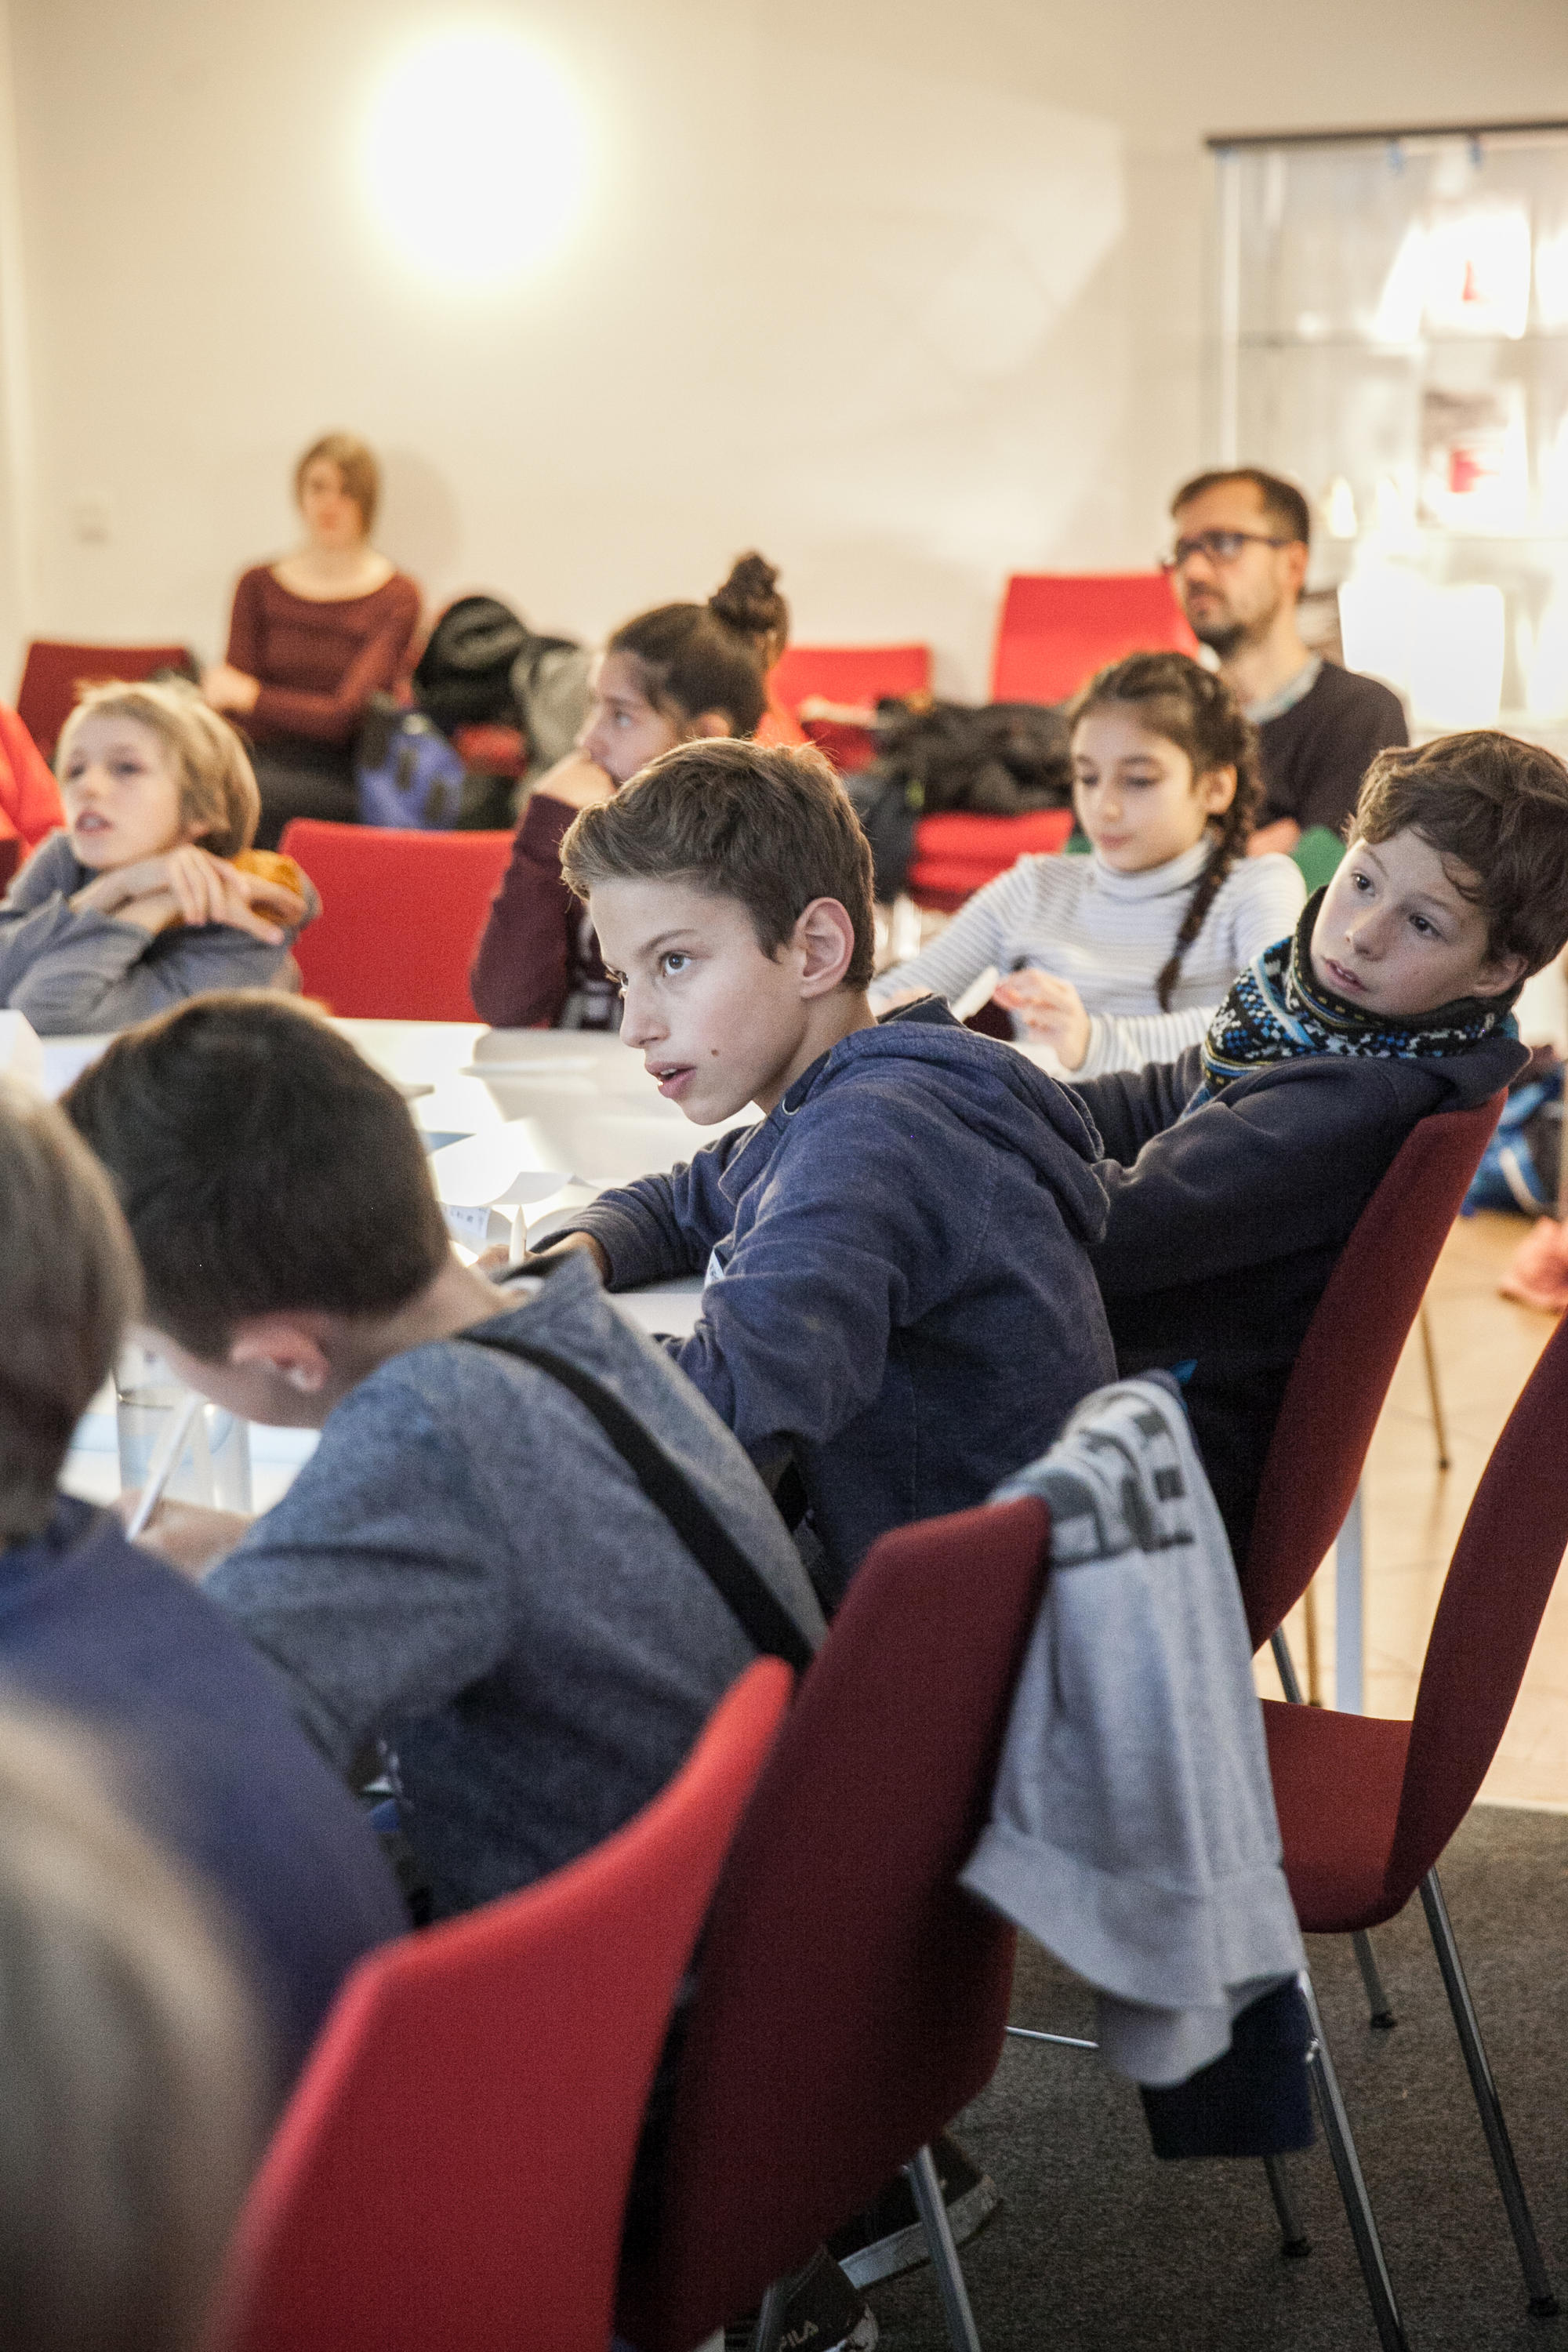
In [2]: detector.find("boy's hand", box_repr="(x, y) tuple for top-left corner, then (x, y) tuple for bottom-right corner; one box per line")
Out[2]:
(119, 1497), (254, 1577)
(993, 969), (1092, 1069)
(534, 750), (616, 811)
(488, 1230), (611, 1283)
(75, 848), (304, 942)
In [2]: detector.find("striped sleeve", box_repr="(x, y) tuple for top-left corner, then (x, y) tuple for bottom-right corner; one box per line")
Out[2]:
(867, 859), (1062, 1007)
(1074, 1001), (1215, 1080)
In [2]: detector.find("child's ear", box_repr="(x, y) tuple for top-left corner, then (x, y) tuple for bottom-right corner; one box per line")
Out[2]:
(691, 710), (734, 741)
(228, 1317), (331, 1392)
(1471, 948), (1529, 1000)
(792, 897), (856, 997)
(1196, 763), (1237, 817)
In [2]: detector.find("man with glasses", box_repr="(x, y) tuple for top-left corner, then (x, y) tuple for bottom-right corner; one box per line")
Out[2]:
(1167, 468), (1406, 857)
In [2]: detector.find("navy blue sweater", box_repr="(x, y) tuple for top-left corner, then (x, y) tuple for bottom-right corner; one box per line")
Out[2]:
(1073, 1030), (1526, 1559)
(0, 1497), (408, 2086)
(567, 998), (1116, 1605)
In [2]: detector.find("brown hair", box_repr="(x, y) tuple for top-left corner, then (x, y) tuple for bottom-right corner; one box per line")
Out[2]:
(1068, 651), (1264, 1008)
(0, 1704), (263, 2352)
(1171, 466), (1312, 550)
(608, 553), (788, 738)
(294, 430), (379, 532)
(56, 681), (260, 859)
(63, 994), (452, 1360)
(1351, 730), (1568, 978)
(561, 738), (877, 989)
(0, 1083), (141, 1547)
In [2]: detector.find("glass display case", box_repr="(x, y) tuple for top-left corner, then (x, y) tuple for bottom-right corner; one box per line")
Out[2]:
(1210, 121), (1568, 735)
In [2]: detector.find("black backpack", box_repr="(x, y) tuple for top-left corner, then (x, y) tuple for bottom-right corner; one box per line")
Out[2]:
(847, 699), (1074, 899)
(413, 595), (537, 733)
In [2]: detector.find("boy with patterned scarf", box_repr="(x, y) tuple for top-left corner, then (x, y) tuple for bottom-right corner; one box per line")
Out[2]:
(1071, 729), (1568, 1559)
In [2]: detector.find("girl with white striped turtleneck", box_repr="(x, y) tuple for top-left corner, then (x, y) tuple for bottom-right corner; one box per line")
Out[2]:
(869, 651), (1305, 1079)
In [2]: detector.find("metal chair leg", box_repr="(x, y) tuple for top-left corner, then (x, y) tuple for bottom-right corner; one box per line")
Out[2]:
(1299, 1971), (1410, 2352)
(1419, 1302), (1451, 1472)
(1272, 1624), (1307, 1705)
(1262, 2153), (1312, 2257)
(1420, 1868), (1559, 2315)
(749, 2278), (789, 2352)
(907, 2141), (984, 2352)
(1352, 1929), (1397, 2030)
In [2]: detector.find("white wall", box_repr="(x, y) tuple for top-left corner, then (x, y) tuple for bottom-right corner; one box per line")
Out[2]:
(3, 0), (1567, 699)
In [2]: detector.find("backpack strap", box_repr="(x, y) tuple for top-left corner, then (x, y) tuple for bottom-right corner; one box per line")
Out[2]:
(461, 1329), (815, 1672)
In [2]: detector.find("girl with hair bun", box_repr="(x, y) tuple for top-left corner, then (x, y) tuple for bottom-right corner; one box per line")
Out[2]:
(869, 651), (1305, 1076)
(471, 552), (790, 1030)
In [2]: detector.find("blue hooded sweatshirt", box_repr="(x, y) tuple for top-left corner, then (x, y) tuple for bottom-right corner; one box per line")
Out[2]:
(565, 998), (1116, 1606)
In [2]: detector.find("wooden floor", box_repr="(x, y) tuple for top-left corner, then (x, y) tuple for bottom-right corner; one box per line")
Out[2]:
(1257, 1209), (1568, 1806)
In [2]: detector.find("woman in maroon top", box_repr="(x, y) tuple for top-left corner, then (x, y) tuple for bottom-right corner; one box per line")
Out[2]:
(204, 434), (419, 848)
(470, 554), (786, 1030)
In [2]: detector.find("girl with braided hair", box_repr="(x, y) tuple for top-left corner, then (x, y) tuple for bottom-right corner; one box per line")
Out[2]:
(869, 651), (1304, 1076)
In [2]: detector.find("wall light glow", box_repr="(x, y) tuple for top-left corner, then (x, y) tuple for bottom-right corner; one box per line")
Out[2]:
(363, 30), (588, 288)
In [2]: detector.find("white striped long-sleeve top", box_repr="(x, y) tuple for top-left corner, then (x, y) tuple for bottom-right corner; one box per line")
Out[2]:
(868, 841), (1306, 1079)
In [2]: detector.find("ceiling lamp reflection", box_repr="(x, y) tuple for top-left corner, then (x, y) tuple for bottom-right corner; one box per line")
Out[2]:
(363, 29), (588, 288)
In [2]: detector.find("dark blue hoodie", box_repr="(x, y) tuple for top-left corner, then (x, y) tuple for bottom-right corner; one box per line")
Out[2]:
(566, 998), (1115, 1606)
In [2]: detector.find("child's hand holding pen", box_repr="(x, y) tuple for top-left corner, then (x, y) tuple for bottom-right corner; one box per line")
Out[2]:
(992, 966), (1092, 1070)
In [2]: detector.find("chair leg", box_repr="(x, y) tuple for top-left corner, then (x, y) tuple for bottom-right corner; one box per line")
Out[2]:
(906, 2142), (984, 2352)
(1299, 1971), (1410, 2352)
(1262, 2153), (1312, 2257)
(749, 2278), (789, 2352)
(1420, 1869), (1559, 2315)
(1272, 1625), (1307, 1705)
(1352, 1929), (1397, 2030)
(1419, 1303), (1451, 1472)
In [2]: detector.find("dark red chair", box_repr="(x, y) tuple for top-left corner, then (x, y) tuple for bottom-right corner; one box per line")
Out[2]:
(989, 573), (1198, 706)
(1241, 1090), (1505, 1656)
(16, 639), (194, 759)
(771, 643), (932, 775)
(206, 1657), (793, 2352)
(906, 807), (1075, 913)
(1263, 1308), (1568, 2346)
(278, 818), (514, 1020)
(618, 1497), (1052, 2352)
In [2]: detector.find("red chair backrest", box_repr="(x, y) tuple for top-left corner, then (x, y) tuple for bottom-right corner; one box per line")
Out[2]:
(207, 1658), (793, 2352)
(16, 640), (194, 759)
(278, 819), (514, 1021)
(769, 644), (931, 714)
(1385, 1311), (1568, 1899)
(1240, 1092), (1504, 1648)
(620, 1497), (1049, 2352)
(989, 574), (1198, 705)
(906, 808), (1074, 911)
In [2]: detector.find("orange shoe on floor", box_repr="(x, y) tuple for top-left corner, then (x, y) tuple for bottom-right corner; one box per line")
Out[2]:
(1499, 1217), (1568, 1315)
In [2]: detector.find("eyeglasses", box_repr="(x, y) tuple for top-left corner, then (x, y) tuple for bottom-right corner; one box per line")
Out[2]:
(1161, 530), (1292, 572)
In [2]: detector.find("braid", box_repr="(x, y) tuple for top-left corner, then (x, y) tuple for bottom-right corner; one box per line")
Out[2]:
(1068, 652), (1264, 1011)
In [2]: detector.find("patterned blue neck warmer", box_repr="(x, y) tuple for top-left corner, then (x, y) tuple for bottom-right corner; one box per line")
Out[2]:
(1189, 888), (1511, 1110)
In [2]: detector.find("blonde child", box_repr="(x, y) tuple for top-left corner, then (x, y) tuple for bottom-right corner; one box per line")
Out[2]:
(869, 652), (1304, 1075)
(0, 680), (314, 1033)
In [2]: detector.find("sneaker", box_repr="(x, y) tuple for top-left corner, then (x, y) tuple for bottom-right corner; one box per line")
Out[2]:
(723, 2247), (878, 2351)
(826, 2133), (1000, 2288)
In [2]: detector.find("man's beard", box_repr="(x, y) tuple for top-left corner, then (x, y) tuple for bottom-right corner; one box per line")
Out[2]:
(1189, 612), (1247, 659)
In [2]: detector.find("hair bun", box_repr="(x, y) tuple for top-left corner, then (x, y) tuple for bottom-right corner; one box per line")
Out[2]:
(709, 552), (788, 647)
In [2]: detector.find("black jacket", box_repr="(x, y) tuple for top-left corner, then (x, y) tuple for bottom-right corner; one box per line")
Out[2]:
(1072, 1031), (1526, 1560)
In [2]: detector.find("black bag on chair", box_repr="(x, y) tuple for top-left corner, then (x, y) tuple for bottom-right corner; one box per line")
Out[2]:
(847, 699), (1074, 898)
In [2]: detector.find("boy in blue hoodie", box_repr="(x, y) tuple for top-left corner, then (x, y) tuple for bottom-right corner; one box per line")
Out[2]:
(532, 737), (1116, 1610)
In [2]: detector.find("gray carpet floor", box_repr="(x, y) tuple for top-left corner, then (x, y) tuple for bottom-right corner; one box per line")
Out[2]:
(868, 1805), (1568, 2352)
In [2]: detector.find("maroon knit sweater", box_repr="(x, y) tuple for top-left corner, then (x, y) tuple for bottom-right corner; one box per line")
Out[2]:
(225, 567), (420, 748)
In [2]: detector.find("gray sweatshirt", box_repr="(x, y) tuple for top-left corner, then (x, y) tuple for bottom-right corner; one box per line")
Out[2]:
(0, 830), (316, 1033)
(205, 1253), (824, 1921)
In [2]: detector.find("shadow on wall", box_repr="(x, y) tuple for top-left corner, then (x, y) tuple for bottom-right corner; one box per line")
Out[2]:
(377, 449), (464, 590)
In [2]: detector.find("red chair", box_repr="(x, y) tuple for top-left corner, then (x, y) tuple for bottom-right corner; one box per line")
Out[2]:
(1241, 1091), (1506, 1656)
(16, 639), (194, 759)
(1262, 1308), (1568, 2347)
(989, 574), (1197, 706)
(278, 818), (514, 1020)
(905, 808), (1074, 913)
(771, 644), (932, 775)
(207, 1657), (794, 2352)
(619, 1496), (1051, 2352)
